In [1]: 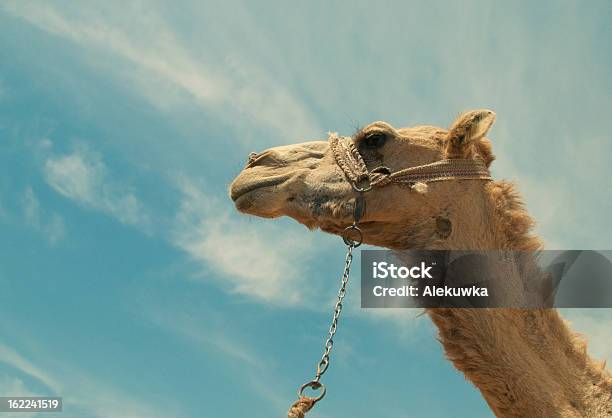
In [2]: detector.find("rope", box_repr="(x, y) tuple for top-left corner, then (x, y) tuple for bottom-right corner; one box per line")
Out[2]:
(371, 159), (491, 187)
(329, 133), (492, 188)
(328, 132), (369, 183)
(286, 397), (315, 418)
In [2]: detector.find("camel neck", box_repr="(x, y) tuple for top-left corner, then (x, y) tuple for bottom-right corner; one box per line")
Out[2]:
(426, 181), (542, 251)
(419, 182), (612, 417)
(426, 308), (612, 417)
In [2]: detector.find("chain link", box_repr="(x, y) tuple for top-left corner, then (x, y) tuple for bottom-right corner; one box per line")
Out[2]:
(314, 240), (355, 382)
(295, 219), (362, 409)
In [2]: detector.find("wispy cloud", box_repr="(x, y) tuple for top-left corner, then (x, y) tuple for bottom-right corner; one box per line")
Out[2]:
(43, 145), (149, 229)
(145, 303), (264, 368)
(0, 341), (190, 418)
(0, 375), (35, 397)
(357, 307), (431, 345)
(139, 301), (294, 414)
(172, 177), (316, 305)
(0, 376), (38, 418)
(0, 343), (61, 393)
(560, 309), (612, 365)
(2, 1), (321, 143)
(22, 187), (66, 244)
(67, 380), (188, 418)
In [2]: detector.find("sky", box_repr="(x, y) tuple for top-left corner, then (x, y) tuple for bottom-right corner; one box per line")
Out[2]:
(0, 1), (611, 417)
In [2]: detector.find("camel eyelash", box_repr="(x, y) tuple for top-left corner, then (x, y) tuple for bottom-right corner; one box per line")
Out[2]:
(354, 130), (388, 149)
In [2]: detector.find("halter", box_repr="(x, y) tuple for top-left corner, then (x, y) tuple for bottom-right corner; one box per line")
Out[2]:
(328, 131), (492, 192)
(285, 131), (493, 418)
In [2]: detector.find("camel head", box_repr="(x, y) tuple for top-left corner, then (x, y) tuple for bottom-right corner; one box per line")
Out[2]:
(230, 109), (497, 249)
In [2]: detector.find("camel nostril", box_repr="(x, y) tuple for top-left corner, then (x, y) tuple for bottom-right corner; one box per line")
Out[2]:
(246, 151), (270, 168)
(246, 152), (259, 167)
(245, 149), (282, 168)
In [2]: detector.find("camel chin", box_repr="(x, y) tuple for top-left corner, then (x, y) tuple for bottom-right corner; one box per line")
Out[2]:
(230, 184), (286, 219)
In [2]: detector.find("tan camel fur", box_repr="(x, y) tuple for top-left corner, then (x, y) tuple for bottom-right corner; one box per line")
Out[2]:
(230, 109), (612, 417)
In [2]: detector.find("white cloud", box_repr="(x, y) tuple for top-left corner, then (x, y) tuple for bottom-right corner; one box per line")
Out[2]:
(0, 341), (190, 418)
(0, 375), (34, 397)
(67, 380), (188, 418)
(23, 188), (41, 224)
(0, 376), (38, 418)
(145, 306), (263, 368)
(22, 187), (66, 244)
(44, 147), (149, 228)
(2, 1), (321, 143)
(172, 177), (316, 305)
(0, 343), (60, 393)
(560, 309), (612, 365)
(357, 307), (431, 344)
(139, 302), (294, 414)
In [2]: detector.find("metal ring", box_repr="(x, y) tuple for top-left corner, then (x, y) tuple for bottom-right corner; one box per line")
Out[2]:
(298, 380), (326, 403)
(352, 176), (372, 193)
(352, 182), (372, 193)
(342, 225), (363, 247)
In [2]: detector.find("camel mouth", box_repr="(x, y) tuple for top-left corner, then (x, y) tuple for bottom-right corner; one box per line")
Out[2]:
(229, 174), (290, 202)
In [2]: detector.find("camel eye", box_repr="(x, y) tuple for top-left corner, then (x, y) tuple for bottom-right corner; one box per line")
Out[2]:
(364, 133), (386, 149)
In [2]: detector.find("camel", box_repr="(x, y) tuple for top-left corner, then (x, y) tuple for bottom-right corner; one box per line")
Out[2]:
(229, 109), (612, 417)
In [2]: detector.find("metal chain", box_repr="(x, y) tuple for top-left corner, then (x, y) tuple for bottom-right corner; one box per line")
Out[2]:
(296, 223), (362, 405)
(315, 241), (354, 381)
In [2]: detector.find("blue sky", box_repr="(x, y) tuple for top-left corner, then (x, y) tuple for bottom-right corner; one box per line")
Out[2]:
(1, 1), (611, 417)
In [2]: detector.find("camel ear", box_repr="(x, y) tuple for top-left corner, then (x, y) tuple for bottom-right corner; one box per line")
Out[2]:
(445, 109), (496, 159)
